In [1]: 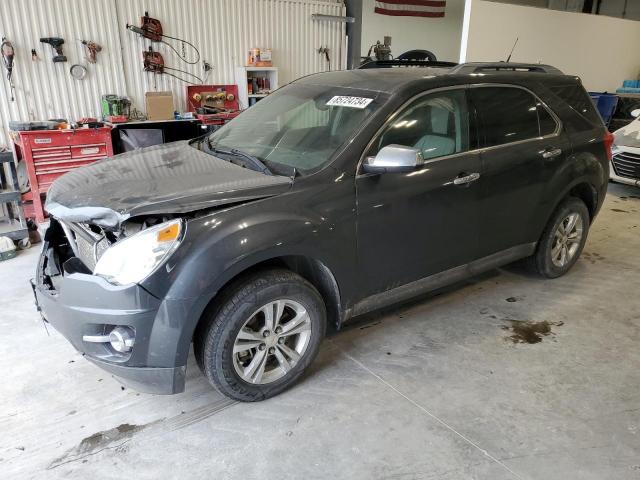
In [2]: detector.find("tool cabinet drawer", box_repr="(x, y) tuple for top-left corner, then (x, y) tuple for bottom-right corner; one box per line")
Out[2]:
(31, 146), (72, 161)
(71, 143), (108, 159)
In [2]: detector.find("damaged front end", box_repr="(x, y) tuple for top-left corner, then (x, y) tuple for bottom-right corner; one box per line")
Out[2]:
(40, 214), (183, 288)
(33, 215), (189, 394)
(39, 218), (114, 289)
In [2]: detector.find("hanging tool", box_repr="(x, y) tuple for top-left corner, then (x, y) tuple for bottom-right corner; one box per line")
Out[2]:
(138, 12), (163, 41)
(142, 47), (202, 84)
(127, 12), (200, 65)
(1, 37), (15, 101)
(31, 49), (38, 61)
(143, 47), (164, 73)
(202, 61), (212, 83)
(39, 37), (67, 62)
(318, 46), (331, 71)
(80, 40), (102, 64)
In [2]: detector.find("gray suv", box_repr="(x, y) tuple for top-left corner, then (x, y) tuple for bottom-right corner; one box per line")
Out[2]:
(33, 62), (611, 401)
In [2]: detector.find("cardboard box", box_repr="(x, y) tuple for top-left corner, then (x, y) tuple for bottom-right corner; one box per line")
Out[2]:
(145, 91), (174, 120)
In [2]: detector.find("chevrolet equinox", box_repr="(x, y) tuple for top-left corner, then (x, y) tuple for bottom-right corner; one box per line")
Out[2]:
(33, 62), (612, 401)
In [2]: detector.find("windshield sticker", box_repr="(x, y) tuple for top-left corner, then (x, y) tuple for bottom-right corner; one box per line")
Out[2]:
(326, 96), (373, 109)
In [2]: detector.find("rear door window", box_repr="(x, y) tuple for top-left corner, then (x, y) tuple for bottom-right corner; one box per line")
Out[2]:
(471, 87), (540, 147)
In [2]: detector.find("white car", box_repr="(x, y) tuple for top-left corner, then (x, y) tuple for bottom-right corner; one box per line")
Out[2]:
(611, 109), (640, 187)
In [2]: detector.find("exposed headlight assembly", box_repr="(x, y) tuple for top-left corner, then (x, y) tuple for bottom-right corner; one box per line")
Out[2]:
(94, 219), (183, 285)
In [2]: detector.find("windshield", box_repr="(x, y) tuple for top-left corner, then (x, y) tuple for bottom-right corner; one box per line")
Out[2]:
(206, 83), (381, 175)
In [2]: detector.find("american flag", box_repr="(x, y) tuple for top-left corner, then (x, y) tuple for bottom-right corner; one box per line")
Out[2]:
(374, 0), (446, 18)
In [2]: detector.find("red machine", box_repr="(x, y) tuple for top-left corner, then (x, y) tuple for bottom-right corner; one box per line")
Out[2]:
(186, 85), (241, 126)
(12, 127), (114, 223)
(143, 47), (164, 73)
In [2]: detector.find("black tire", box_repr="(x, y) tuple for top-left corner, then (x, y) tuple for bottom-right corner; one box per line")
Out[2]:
(194, 269), (326, 402)
(530, 197), (590, 278)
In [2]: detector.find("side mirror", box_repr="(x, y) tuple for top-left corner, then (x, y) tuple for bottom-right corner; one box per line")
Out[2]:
(631, 109), (640, 119)
(362, 144), (423, 174)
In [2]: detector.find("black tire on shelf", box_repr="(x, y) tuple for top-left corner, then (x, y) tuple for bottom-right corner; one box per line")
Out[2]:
(194, 269), (326, 402)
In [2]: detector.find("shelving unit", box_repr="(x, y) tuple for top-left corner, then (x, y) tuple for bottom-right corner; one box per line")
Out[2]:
(235, 67), (279, 109)
(0, 151), (29, 246)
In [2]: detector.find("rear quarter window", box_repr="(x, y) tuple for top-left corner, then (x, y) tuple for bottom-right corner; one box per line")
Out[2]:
(548, 84), (603, 131)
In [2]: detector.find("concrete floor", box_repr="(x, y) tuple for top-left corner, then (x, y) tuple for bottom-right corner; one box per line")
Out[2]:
(1, 182), (639, 480)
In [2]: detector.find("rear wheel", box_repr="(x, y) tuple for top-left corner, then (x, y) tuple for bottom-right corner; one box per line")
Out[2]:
(195, 269), (326, 401)
(530, 197), (590, 278)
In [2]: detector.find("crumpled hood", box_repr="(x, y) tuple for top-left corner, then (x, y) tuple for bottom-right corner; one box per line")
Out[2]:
(614, 118), (640, 148)
(45, 141), (292, 229)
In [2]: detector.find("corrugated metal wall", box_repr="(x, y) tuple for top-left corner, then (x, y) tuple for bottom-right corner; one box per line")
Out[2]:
(0, 0), (346, 147)
(0, 0), (126, 147)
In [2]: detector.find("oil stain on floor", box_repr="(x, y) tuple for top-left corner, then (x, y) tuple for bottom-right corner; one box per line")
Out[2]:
(48, 422), (157, 469)
(502, 319), (564, 344)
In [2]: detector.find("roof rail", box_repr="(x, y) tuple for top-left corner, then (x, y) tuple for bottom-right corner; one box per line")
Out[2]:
(450, 62), (563, 75)
(358, 59), (458, 69)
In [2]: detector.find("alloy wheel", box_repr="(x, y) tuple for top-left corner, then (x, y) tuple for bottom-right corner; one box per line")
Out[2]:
(232, 299), (312, 385)
(550, 212), (583, 268)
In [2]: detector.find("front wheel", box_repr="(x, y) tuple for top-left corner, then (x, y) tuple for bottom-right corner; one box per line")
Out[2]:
(530, 197), (590, 278)
(195, 269), (326, 401)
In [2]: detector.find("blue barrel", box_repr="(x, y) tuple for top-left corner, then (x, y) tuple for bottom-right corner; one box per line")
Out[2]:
(589, 92), (618, 125)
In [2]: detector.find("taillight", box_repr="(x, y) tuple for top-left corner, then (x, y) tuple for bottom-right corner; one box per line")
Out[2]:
(604, 131), (615, 162)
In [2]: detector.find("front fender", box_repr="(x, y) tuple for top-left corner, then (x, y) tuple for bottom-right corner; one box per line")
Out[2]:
(141, 197), (354, 366)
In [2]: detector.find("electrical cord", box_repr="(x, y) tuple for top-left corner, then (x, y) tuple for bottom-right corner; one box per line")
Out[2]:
(164, 66), (202, 83)
(126, 24), (200, 64)
(154, 69), (202, 86)
(160, 34), (200, 65)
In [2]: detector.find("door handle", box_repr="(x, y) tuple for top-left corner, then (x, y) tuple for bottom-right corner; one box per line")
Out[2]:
(453, 172), (480, 185)
(542, 148), (562, 159)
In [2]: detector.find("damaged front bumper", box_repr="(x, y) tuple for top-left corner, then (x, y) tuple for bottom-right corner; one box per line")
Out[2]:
(32, 230), (189, 395)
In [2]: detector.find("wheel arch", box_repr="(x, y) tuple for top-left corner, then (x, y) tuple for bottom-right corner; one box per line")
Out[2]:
(555, 180), (598, 221)
(189, 254), (343, 351)
(567, 181), (598, 219)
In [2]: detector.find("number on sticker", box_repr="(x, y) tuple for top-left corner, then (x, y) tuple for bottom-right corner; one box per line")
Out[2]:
(326, 96), (373, 109)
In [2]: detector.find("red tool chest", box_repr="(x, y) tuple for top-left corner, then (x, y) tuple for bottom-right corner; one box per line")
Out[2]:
(12, 127), (113, 224)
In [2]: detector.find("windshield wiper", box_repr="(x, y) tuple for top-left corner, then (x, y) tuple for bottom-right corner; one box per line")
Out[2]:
(206, 139), (272, 175)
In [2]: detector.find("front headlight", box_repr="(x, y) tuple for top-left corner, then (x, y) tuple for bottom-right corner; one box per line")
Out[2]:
(94, 219), (183, 285)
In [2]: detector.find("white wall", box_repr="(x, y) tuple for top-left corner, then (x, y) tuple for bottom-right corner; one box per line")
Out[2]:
(0, 0), (346, 148)
(464, 0), (640, 91)
(361, 0), (466, 62)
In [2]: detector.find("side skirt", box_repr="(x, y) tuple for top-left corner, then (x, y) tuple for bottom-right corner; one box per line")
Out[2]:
(347, 243), (537, 320)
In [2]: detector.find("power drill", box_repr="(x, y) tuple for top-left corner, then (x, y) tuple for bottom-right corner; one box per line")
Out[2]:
(80, 40), (102, 64)
(40, 37), (67, 62)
